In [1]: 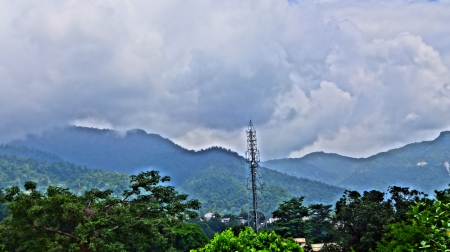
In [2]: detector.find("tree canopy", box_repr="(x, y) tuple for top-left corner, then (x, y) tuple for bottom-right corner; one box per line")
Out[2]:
(191, 227), (304, 252)
(271, 197), (310, 239)
(376, 187), (450, 252)
(333, 190), (394, 252)
(0, 171), (201, 252)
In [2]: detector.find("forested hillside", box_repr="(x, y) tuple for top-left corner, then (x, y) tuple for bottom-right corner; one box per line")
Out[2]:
(0, 145), (63, 163)
(0, 154), (129, 194)
(262, 131), (450, 193)
(6, 126), (345, 214)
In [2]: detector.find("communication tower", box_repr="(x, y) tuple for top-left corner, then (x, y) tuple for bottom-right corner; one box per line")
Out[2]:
(245, 120), (263, 232)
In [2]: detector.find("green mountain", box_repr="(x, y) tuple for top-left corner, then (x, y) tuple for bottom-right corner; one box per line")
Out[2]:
(262, 131), (450, 194)
(6, 126), (345, 214)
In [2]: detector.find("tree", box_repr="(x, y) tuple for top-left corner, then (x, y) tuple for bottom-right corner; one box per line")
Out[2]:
(375, 200), (450, 252)
(172, 223), (209, 252)
(333, 190), (393, 252)
(308, 204), (334, 243)
(412, 200), (450, 251)
(200, 217), (227, 239)
(434, 185), (450, 203)
(0, 171), (201, 252)
(375, 221), (424, 251)
(191, 227), (304, 252)
(387, 186), (428, 223)
(272, 197), (310, 239)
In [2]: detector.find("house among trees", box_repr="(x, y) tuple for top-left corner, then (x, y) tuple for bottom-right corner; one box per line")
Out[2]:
(293, 238), (306, 246)
(203, 212), (213, 221)
(310, 243), (324, 251)
(293, 238), (325, 252)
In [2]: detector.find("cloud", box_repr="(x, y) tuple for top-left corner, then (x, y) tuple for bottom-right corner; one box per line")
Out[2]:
(0, 0), (449, 159)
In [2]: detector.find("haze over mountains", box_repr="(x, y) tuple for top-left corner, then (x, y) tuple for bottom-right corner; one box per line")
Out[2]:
(3, 126), (450, 214)
(4, 126), (344, 214)
(262, 131), (450, 194)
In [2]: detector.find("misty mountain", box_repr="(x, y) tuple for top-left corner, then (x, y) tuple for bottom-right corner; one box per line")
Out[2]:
(6, 126), (345, 214)
(262, 131), (450, 194)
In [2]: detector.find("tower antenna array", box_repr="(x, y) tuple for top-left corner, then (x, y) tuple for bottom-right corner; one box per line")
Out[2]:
(246, 120), (262, 232)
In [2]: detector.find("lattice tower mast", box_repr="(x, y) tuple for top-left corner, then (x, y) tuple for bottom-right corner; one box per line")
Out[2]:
(246, 120), (262, 232)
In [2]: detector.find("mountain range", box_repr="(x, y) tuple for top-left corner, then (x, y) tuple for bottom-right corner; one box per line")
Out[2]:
(4, 126), (344, 214)
(4, 126), (450, 214)
(262, 131), (450, 194)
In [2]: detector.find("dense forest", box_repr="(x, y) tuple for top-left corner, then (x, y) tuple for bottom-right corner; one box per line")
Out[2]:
(266, 185), (450, 252)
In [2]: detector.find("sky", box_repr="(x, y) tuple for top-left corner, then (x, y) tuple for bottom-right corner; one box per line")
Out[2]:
(1, 0), (450, 160)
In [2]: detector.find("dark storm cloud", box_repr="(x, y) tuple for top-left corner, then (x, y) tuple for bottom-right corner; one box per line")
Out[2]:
(0, 0), (449, 159)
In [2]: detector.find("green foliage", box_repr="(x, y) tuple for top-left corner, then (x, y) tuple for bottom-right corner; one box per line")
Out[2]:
(331, 187), (428, 252)
(187, 213), (245, 239)
(413, 200), (450, 251)
(308, 204), (334, 243)
(333, 190), (394, 252)
(387, 185), (429, 223)
(434, 185), (450, 203)
(272, 197), (310, 239)
(0, 171), (201, 252)
(191, 227), (304, 252)
(180, 165), (297, 215)
(376, 197), (450, 251)
(173, 223), (209, 252)
(271, 198), (335, 245)
(193, 217), (228, 239)
(179, 165), (252, 215)
(375, 221), (424, 252)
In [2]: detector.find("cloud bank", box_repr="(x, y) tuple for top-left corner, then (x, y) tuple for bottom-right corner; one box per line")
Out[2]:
(1, 0), (449, 159)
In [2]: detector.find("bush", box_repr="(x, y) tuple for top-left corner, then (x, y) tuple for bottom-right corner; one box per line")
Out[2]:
(191, 227), (303, 252)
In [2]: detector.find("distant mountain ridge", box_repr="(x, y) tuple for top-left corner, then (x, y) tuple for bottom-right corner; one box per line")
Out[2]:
(262, 131), (450, 193)
(6, 126), (450, 213)
(6, 126), (345, 214)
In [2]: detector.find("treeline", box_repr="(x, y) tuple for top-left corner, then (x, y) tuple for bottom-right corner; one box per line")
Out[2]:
(1, 170), (450, 251)
(0, 171), (208, 251)
(269, 186), (450, 252)
(0, 171), (303, 252)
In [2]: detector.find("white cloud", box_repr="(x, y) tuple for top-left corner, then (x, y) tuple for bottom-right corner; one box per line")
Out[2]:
(260, 81), (357, 158)
(173, 127), (247, 154)
(72, 117), (113, 130)
(0, 0), (449, 159)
